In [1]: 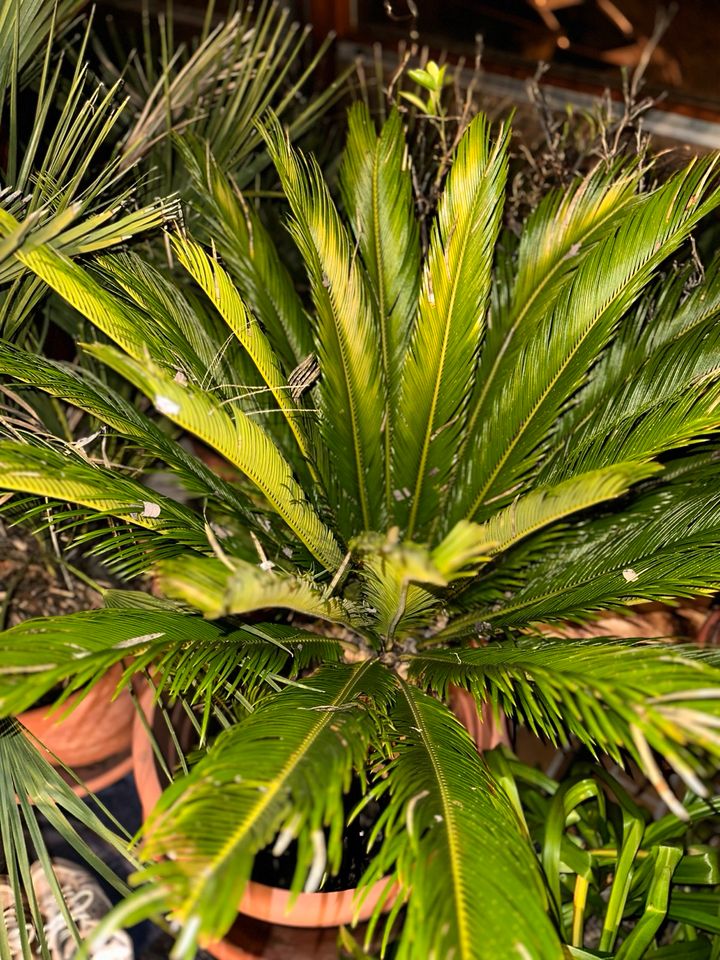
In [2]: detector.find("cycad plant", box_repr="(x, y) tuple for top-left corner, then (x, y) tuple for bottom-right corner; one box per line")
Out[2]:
(2, 103), (720, 959)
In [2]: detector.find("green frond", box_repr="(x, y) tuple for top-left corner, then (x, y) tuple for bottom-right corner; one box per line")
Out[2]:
(456, 164), (641, 485)
(0, 339), (258, 521)
(394, 114), (510, 539)
(339, 104), (421, 511)
(172, 235), (313, 467)
(0, 606), (342, 718)
(0, 439), (210, 549)
(119, 4), (347, 186)
(137, 661), (398, 951)
(366, 683), (561, 960)
(542, 260), (720, 480)
(408, 638), (720, 791)
(0, 0), (81, 87)
(0, 609), (222, 716)
(82, 343), (343, 571)
(95, 252), (248, 390)
(176, 136), (312, 370)
(456, 461), (661, 559)
(460, 469), (720, 627)
(449, 157), (720, 527)
(260, 114), (386, 535)
(0, 216), (163, 357)
(155, 554), (351, 624)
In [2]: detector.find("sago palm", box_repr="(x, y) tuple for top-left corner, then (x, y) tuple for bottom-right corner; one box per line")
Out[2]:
(2, 105), (720, 959)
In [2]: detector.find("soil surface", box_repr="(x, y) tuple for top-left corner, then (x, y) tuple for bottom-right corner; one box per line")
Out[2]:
(0, 521), (105, 628)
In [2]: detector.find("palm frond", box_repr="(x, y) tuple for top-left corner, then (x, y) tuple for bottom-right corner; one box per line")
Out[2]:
(0, 717), (134, 960)
(0, 606), (341, 717)
(155, 554), (351, 624)
(442, 461), (660, 562)
(448, 157), (720, 527)
(0, 439), (210, 550)
(409, 639), (720, 797)
(175, 136), (312, 371)
(118, 4), (347, 188)
(365, 683), (561, 960)
(82, 343), (343, 571)
(464, 163), (642, 450)
(172, 235), (313, 468)
(260, 114), (386, 535)
(0, 339), (259, 521)
(394, 114), (510, 539)
(459, 469), (720, 627)
(541, 258), (720, 480)
(339, 104), (421, 511)
(136, 661), (397, 952)
(0, 0), (81, 91)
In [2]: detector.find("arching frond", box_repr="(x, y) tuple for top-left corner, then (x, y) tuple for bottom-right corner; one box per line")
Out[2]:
(339, 104), (420, 511)
(409, 639), (720, 791)
(0, 340), (257, 519)
(394, 115), (510, 539)
(175, 136), (312, 371)
(172, 235), (313, 467)
(261, 114), (385, 535)
(450, 461), (661, 559)
(365, 684), (561, 960)
(83, 343), (343, 571)
(542, 260), (720, 481)
(0, 440), (209, 550)
(461, 163), (642, 461)
(0, 608), (342, 717)
(155, 554), (351, 624)
(137, 662), (398, 952)
(449, 158), (720, 526)
(452, 468), (720, 629)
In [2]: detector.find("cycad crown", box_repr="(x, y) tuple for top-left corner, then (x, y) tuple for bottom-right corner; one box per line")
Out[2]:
(3, 104), (720, 959)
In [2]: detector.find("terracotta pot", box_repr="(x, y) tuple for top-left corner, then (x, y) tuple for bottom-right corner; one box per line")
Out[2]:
(132, 685), (398, 941)
(19, 664), (135, 795)
(449, 687), (509, 752)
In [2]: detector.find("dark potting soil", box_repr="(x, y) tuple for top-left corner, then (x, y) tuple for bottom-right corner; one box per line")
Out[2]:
(0, 524), (104, 629)
(250, 782), (386, 892)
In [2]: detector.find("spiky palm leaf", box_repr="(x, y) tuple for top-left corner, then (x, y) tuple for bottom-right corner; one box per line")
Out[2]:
(3, 98), (720, 960)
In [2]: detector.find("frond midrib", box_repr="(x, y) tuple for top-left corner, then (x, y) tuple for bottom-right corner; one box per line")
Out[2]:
(406, 152), (495, 539)
(400, 682), (472, 960)
(459, 183), (636, 463)
(179, 659), (379, 916)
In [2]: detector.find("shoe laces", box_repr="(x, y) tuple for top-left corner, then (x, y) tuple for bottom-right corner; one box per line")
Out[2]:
(40, 886), (130, 960)
(2, 903), (37, 955)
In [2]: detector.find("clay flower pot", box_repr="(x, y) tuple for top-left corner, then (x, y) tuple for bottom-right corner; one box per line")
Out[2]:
(132, 684), (397, 958)
(19, 663), (135, 795)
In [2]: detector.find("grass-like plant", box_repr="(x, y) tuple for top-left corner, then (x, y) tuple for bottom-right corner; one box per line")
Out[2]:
(2, 102), (720, 958)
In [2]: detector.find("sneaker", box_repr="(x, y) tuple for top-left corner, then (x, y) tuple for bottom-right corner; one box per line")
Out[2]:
(0, 879), (38, 959)
(29, 861), (133, 960)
